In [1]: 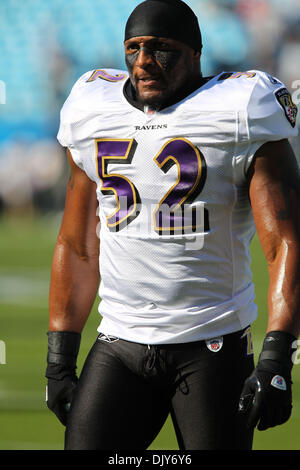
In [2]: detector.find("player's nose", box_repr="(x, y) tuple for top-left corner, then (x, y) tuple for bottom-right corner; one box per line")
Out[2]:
(135, 47), (156, 68)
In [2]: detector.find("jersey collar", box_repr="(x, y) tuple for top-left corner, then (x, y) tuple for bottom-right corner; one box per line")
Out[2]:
(123, 76), (214, 114)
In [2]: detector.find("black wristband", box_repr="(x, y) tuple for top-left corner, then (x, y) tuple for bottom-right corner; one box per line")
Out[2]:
(47, 331), (81, 369)
(258, 330), (297, 367)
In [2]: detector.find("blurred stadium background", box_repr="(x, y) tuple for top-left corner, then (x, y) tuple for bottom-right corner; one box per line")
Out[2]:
(0, 0), (300, 450)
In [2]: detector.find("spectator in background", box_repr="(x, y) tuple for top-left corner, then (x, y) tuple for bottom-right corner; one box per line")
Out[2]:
(193, 0), (251, 75)
(276, 18), (300, 91)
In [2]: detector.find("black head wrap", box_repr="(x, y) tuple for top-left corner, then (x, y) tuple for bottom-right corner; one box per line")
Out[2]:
(124, 0), (202, 52)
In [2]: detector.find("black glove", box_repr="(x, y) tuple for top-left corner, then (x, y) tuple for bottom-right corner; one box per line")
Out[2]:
(239, 330), (297, 430)
(45, 331), (81, 426)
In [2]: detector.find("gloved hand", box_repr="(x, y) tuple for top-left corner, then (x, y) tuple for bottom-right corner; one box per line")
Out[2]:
(45, 331), (81, 426)
(239, 330), (297, 430)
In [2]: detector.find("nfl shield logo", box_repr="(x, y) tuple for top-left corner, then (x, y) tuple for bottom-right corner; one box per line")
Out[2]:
(206, 337), (223, 352)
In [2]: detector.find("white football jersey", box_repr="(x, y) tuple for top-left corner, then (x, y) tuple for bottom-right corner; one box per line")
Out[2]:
(57, 68), (298, 344)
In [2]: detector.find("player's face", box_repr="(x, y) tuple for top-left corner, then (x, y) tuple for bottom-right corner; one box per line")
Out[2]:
(124, 36), (200, 107)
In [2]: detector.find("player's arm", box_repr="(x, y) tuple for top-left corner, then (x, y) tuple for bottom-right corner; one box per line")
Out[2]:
(239, 138), (300, 430)
(49, 148), (100, 332)
(249, 139), (300, 336)
(46, 148), (100, 425)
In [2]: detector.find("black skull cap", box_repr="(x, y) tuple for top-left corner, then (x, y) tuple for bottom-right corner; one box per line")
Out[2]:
(124, 0), (202, 52)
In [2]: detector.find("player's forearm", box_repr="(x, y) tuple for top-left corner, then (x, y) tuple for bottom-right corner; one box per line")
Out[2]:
(267, 240), (300, 337)
(49, 236), (100, 333)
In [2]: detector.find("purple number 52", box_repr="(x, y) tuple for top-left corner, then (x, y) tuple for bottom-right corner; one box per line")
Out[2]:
(95, 137), (209, 234)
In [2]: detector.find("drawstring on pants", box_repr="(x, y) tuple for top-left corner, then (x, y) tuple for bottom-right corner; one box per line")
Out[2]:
(147, 345), (158, 371)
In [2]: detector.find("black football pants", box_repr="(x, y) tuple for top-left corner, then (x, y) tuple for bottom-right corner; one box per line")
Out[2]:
(65, 328), (254, 450)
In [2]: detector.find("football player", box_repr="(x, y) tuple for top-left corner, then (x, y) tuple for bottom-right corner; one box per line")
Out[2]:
(46, 0), (300, 450)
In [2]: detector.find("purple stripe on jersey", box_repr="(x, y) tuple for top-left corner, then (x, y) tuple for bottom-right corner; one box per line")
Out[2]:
(87, 69), (127, 82)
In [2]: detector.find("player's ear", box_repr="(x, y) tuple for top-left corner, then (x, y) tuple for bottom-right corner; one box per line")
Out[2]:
(192, 49), (201, 71)
(193, 49), (201, 60)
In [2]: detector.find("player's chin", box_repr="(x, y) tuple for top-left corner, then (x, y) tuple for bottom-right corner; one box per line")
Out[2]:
(137, 87), (167, 108)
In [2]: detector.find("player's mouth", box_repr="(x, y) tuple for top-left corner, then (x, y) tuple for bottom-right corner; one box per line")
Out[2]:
(137, 75), (163, 87)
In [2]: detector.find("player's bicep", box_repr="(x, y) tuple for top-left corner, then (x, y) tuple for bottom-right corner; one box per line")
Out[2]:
(248, 139), (300, 264)
(58, 148), (99, 259)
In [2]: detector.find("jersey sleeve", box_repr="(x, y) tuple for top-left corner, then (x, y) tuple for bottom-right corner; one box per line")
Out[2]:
(234, 71), (298, 183)
(57, 71), (94, 169)
(247, 72), (298, 141)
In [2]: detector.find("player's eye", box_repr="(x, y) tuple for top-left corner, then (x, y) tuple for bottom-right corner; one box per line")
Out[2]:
(153, 41), (172, 51)
(126, 43), (139, 53)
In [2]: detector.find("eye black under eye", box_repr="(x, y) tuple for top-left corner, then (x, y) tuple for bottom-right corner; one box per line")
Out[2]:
(153, 49), (181, 71)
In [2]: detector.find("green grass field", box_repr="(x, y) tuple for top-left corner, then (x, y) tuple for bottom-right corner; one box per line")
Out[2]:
(0, 215), (299, 450)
